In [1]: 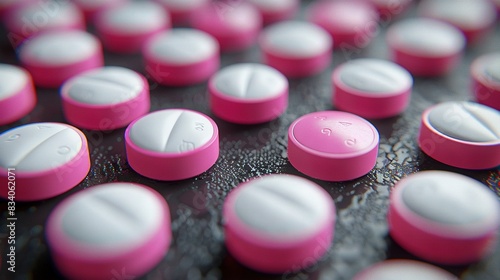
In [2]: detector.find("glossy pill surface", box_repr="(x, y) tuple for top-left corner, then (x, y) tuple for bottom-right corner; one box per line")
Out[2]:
(0, 64), (36, 125)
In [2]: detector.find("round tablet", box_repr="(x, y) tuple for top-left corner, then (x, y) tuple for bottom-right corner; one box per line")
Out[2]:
(95, 1), (170, 53)
(354, 260), (457, 280)
(260, 21), (332, 78)
(61, 66), (150, 130)
(368, 0), (413, 19)
(388, 171), (500, 264)
(418, 101), (500, 169)
(288, 111), (379, 181)
(0, 64), (37, 125)
(71, 0), (126, 21)
(154, 0), (210, 25)
(191, 2), (261, 52)
(125, 109), (219, 181)
(143, 28), (219, 86)
(209, 63), (288, 124)
(19, 30), (104, 88)
(46, 182), (171, 280)
(471, 52), (500, 110)
(418, 0), (497, 44)
(386, 18), (465, 77)
(5, 1), (85, 46)
(248, 0), (299, 25)
(308, 0), (379, 49)
(0, 123), (90, 201)
(223, 174), (335, 273)
(333, 58), (413, 119)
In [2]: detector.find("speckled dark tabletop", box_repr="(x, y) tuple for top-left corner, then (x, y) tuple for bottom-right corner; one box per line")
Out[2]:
(1, 1), (499, 280)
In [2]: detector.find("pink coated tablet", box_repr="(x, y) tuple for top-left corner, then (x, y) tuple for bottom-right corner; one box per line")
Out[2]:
(19, 30), (104, 88)
(288, 111), (379, 181)
(388, 171), (500, 265)
(61, 66), (150, 130)
(223, 174), (335, 273)
(71, 0), (126, 22)
(125, 109), (219, 181)
(418, 101), (500, 170)
(354, 260), (457, 280)
(142, 28), (219, 86)
(190, 2), (262, 52)
(95, 1), (170, 53)
(333, 58), (412, 119)
(0, 64), (36, 125)
(0, 123), (90, 201)
(248, 0), (299, 25)
(46, 182), (171, 280)
(4, 0), (85, 47)
(260, 21), (332, 78)
(386, 18), (465, 77)
(471, 52), (500, 110)
(154, 0), (210, 25)
(418, 0), (497, 44)
(368, 0), (413, 20)
(209, 63), (288, 124)
(308, 0), (379, 50)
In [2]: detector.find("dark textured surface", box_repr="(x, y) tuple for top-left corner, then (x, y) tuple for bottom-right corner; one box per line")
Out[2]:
(1, 1), (500, 280)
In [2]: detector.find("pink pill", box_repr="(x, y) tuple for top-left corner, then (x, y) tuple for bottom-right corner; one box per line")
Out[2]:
(209, 63), (288, 124)
(418, 101), (500, 170)
(248, 0), (299, 25)
(61, 66), (150, 130)
(288, 111), (379, 181)
(125, 109), (219, 181)
(260, 21), (332, 78)
(191, 2), (262, 52)
(143, 28), (219, 86)
(354, 260), (457, 280)
(154, 0), (210, 25)
(19, 30), (104, 88)
(4, 0), (85, 47)
(0, 0), (31, 18)
(95, 1), (170, 53)
(71, 0), (126, 22)
(418, 0), (497, 44)
(386, 18), (465, 77)
(224, 174), (335, 273)
(46, 182), (171, 280)
(0, 123), (90, 201)
(367, 0), (413, 20)
(388, 171), (500, 265)
(308, 0), (379, 50)
(471, 52), (500, 110)
(333, 58), (412, 119)
(0, 64), (37, 125)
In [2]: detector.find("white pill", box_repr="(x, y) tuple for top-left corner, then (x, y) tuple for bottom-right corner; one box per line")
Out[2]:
(99, 1), (168, 34)
(0, 64), (29, 101)
(354, 260), (458, 280)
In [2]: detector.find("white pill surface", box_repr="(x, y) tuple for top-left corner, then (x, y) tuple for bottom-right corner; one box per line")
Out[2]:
(125, 109), (219, 180)
(354, 260), (458, 280)
(46, 182), (171, 280)
(0, 123), (90, 201)
(61, 66), (150, 130)
(0, 64), (36, 125)
(209, 63), (288, 124)
(471, 52), (500, 110)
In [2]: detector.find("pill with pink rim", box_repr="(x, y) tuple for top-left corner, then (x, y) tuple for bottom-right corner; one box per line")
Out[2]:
(260, 21), (332, 78)
(46, 182), (171, 280)
(154, 0), (210, 25)
(386, 18), (465, 77)
(333, 58), (412, 119)
(95, 1), (170, 53)
(0, 122), (90, 201)
(418, 0), (497, 44)
(19, 30), (104, 88)
(308, 0), (379, 50)
(418, 101), (500, 170)
(125, 109), (219, 181)
(0, 64), (37, 125)
(354, 259), (458, 280)
(224, 174), (335, 273)
(288, 111), (379, 181)
(61, 66), (150, 130)
(143, 28), (219, 86)
(209, 63), (288, 124)
(248, 0), (299, 25)
(71, 0), (126, 21)
(388, 171), (500, 265)
(471, 52), (500, 110)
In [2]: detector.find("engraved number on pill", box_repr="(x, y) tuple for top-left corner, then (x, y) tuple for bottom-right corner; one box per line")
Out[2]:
(5, 134), (20, 142)
(37, 125), (52, 130)
(321, 128), (332, 136)
(179, 140), (195, 152)
(315, 116), (327, 120)
(195, 122), (205, 131)
(339, 121), (352, 127)
(58, 146), (71, 155)
(345, 139), (357, 146)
